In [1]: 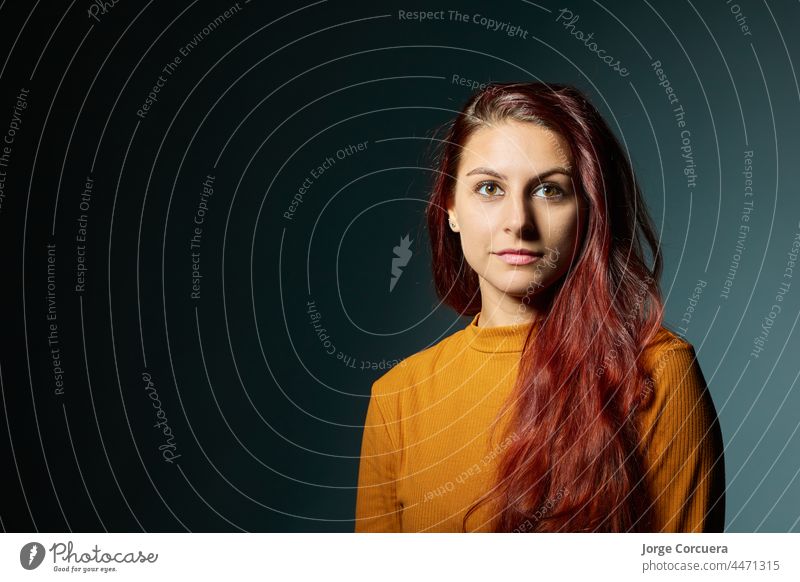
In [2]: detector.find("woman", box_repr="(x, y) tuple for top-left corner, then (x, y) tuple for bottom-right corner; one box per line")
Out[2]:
(354, 82), (725, 533)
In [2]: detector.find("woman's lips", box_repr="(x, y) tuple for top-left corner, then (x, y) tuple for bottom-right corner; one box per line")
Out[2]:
(494, 253), (541, 265)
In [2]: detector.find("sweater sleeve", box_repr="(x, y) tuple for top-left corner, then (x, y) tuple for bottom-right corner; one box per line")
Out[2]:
(638, 342), (726, 532)
(354, 382), (402, 532)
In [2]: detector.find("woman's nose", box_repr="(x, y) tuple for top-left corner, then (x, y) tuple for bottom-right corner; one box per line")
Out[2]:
(503, 190), (534, 235)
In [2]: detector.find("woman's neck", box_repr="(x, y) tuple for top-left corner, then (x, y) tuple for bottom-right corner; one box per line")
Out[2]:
(477, 279), (553, 328)
(475, 308), (535, 328)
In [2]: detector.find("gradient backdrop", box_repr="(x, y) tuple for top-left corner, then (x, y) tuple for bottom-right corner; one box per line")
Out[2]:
(0, 0), (798, 532)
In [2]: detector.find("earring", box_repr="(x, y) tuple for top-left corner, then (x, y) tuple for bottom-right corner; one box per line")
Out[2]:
(449, 220), (456, 229)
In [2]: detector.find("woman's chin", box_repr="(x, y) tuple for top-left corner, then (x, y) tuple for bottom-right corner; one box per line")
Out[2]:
(488, 274), (545, 297)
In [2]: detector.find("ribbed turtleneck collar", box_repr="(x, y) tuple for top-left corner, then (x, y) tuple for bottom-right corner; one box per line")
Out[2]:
(463, 311), (539, 354)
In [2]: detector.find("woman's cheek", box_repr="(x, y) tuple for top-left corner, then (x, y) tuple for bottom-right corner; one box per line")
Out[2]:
(460, 229), (490, 274)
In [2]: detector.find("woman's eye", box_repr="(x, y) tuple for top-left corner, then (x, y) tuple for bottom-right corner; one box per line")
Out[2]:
(533, 183), (563, 199)
(475, 181), (504, 197)
(472, 181), (564, 199)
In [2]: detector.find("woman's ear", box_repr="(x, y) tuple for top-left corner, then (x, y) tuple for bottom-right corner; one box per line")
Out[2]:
(447, 209), (460, 232)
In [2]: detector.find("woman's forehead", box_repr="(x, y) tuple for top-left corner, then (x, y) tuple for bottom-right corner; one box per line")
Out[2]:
(459, 121), (573, 174)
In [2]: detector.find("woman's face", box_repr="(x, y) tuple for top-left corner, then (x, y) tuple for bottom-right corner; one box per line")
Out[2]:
(447, 119), (588, 310)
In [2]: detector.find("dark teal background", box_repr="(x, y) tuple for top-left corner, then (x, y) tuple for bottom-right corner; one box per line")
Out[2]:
(0, 0), (798, 532)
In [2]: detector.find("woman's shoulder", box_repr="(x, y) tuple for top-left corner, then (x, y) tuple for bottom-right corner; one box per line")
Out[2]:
(641, 324), (697, 380)
(370, 325), (467, 396)
(637, 324), (712, 422)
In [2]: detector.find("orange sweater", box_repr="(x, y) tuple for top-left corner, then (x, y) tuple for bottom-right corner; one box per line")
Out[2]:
(355, 312), (726, 532)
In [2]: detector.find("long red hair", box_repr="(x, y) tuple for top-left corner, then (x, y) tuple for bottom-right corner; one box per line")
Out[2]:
(425, 82), (665, 532)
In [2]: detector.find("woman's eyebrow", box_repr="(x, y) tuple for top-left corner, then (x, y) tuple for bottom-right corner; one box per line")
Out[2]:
(465, 166), (572, 181)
